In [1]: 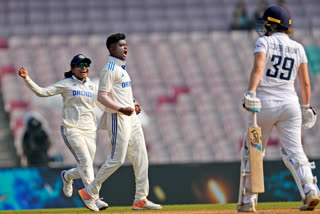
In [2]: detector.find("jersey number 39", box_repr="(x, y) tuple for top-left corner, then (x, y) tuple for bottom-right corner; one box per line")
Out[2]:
(266, 55), (294, 80)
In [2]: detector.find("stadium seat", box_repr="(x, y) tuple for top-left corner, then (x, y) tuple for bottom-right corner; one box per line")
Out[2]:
(2, 0), (320, 165)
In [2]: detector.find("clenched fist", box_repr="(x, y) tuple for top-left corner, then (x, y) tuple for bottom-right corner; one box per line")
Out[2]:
(18, 67), (28, 79)
(135, 104), (141, 115)
(118, 107), (134, 116)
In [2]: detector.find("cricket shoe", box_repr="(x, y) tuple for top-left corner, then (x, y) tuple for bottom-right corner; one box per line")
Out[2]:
(236, 202), (256, 212)
(96, 198), (108, 210)
(299, 190), (319, 211)
(78, 188), (99, 212)
(61, 170), (73, 197)
(132, 199), (162, 210)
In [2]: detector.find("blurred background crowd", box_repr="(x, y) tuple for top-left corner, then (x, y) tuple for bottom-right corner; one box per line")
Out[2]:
(0, 0), (320, 168)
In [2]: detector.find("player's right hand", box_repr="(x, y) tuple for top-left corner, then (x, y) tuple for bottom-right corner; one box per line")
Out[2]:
(18, 67), (28, 79)
(118, 107), (134, 116)
(135, 104), (141, 115)
(242, 91), (261, 112)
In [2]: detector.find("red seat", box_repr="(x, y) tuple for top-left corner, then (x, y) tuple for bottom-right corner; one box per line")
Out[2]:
(0, 39), (8, 48)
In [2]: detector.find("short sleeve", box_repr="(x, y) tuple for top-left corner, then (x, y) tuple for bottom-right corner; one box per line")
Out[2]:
(254, 37), (268, 54)
(299, 44), (308, 64)
(98, 69), (115, 92)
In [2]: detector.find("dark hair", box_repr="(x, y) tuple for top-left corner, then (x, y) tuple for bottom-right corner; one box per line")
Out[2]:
(275, 25), (293, 35)
(270, 23), (293, 36)
(64, 70), (73, 78)
(106, 33), (126, 50)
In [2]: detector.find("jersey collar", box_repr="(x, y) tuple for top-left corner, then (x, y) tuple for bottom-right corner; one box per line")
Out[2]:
(108, 56), (127, 69)
(272, 32), (288, 37)
(72, 75), (90, 84)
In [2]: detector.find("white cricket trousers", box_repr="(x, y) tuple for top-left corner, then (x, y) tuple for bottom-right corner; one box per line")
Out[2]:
(86, 112), (149, 201)
(61, 126), (96, 187)
(242, 102), (317, 203)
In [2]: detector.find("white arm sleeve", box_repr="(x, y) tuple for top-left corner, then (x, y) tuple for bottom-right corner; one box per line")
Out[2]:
(254, 37), (268, 54)
(24, 76), (65, 97)
(299, 44), (308, 64)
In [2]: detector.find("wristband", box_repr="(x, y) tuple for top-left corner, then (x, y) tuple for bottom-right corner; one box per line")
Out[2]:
(301, 104), (310, 110)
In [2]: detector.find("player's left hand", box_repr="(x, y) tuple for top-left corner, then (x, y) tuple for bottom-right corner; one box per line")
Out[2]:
(301, 105), (317, 130)
(133, 99), (141, 115)
(135, 104), (141, 115)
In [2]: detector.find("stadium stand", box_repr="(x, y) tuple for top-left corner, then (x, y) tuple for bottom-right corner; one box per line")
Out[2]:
(0, 0), (319, 37)
(0, 0), (320, 166)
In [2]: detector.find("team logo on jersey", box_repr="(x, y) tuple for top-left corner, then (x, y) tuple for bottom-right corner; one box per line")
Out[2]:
(121, 73), (125, 77)
(73, 90), (94, 98)
(121, 81), (131, 88)
(72, 84), (77, 87)
(89, 85), (93, 90)
(255, 42), (265, 48)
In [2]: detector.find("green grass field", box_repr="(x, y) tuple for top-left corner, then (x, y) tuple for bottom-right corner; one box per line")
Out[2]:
(0, 202), (316, 214)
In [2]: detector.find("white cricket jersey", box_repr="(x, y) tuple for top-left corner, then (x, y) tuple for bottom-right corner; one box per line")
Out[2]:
(98, 56), (134, 113)
(254, 32), (308, 105)
(24, 75), (98, 130)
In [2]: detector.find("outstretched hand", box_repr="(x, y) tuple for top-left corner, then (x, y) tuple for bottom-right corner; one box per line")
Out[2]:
(18, 67), (28, 79)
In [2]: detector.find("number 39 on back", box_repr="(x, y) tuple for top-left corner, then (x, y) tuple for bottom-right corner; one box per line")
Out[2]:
(266, 54), (295, 80)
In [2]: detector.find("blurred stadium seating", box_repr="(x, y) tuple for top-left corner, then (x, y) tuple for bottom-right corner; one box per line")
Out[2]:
(0, 0), (320, 166)
(0, 0), (320, 36)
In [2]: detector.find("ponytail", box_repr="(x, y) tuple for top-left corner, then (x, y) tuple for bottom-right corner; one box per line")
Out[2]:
(64, 70), (73, 78)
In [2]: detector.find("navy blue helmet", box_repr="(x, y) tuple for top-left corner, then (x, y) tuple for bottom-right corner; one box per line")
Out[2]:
(263, 5), (291, 28)
(256, 5), (291, 36)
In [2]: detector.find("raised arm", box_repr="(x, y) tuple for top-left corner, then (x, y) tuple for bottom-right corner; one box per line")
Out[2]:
(18, 67), (64, 97)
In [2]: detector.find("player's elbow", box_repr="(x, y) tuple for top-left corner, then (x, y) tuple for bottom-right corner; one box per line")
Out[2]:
(35, 92), (48, 97)
(303, 82), (310, 89)
(97, 94), (103, 103)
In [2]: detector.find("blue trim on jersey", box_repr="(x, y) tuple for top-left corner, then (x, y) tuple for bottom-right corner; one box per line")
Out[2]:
(107, 61), (115, 71)
(60, 126), (80, 163)
(111, 113), (117, 159)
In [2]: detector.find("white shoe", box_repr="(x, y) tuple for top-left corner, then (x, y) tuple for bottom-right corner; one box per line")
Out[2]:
(78, 188), (99, 212)
(96, 198), (108, 210)
(60, 170), (73, 197)
(237, 202), (256, 212)
(132, 199), (162, 210)
(300, 190), (320, 211)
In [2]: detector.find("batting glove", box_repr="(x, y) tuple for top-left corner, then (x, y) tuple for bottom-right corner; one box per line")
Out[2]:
(301, 104), (317, 130)
(242, 91), (261, 112)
